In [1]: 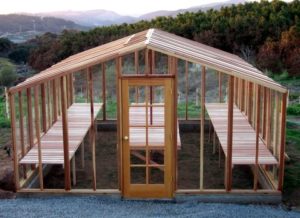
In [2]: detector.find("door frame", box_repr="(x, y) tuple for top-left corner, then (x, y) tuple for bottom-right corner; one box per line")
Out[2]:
(119, 77), (176, 199)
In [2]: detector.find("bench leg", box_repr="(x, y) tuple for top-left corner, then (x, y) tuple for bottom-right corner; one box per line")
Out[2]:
(72, 157), (76, 186)
(81, 141), (85, 169)
(213, 131), (216, 154)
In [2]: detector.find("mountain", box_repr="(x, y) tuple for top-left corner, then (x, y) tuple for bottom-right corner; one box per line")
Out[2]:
(37, 9), (137, 27)
(0, 14), (86, 34)
(140, 0), (248, 20)
(0, 14), (88, 43)
(36, 0), (248, 27)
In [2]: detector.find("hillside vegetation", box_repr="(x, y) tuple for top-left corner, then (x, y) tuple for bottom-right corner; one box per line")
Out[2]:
(24, 0), (300, 76)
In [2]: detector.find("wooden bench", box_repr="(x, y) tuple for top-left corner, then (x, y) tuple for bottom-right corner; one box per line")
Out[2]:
(20, 103), (102, 184)
(205, 103), (277, 165)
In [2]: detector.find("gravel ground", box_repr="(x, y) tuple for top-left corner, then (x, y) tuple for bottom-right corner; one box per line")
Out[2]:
(0, 196), (299, 218)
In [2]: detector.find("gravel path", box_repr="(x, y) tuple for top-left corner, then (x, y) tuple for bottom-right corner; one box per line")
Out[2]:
(0, 196), (299, 218)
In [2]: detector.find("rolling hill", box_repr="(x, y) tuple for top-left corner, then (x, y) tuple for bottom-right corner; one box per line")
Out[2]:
(0, 14), (87, 35)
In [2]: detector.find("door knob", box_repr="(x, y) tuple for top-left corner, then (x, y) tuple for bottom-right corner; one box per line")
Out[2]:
(123, 136), (129, 141)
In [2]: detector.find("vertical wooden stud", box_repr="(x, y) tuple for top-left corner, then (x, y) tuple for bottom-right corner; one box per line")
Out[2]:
(278, 92), (287, 191)
(34, 86), (44, 190)
(226, 75), (234, 192)
(9, 93), (20, 191)
(18, 91), (27, 179)
(254, 85), (261, 191)
(88, 67), (97, 191)
(200, 66), (206, 190)
(60, 76), (71, 191)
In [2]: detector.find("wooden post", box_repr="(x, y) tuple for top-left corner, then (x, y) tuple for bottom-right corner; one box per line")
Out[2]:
(102, 63), (106, 121)
(41, 84), (47, 132)
(185, 61), (188, 120)
(60, 76), (71, 191)
(172, 57), (178, 191)
(200, 66), (206, 190)
(278, 92), (287, 191)
(9, 93), (20, 191)
(34, 86), (44, 190)
(254, 85), (261, 191)
(273, 93), (280, 176)
(226, 75), (234, 192)
(116, 57), (122, 191)
(26, 88), (35, 171)
(88, 67), (97, 191)
(18, 91), (27, 179)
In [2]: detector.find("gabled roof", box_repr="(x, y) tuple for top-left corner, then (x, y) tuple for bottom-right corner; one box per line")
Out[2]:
(10, 29), (287, 93)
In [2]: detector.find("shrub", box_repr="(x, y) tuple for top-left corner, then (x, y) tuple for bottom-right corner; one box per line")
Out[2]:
(287, 104), (300, 116)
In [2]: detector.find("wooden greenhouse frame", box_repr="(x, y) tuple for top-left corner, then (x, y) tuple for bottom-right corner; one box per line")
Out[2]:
(9, 29), (287, 200)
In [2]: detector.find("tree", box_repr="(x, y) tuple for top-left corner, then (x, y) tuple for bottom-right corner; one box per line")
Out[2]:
(0, 60), (17, 86)
(0, 38), (14, 53)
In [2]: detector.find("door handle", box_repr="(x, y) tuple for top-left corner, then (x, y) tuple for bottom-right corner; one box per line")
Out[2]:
(123, 136), (129, 141)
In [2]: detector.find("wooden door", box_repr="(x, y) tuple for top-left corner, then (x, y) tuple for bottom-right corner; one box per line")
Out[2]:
(121, 78), (175, 198)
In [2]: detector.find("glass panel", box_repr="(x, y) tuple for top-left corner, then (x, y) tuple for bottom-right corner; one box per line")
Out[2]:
(138, 50), (145, 74)
(154, 52), (168, 74)
(152, 86), (164, 104)
(177, 59), (186, 119)
(129, 127), (146, 147)
(129, 107), (146, 126)
(130, 150), (146, 165)
(149, 150), (164, 165)
(122, 53), (135, 74)
(129, 86), (145, 104)
(148, 107), (164, 126)
(148, 127), (164, 147)
(131, 167), (146, 184)
(73, 70), (88, 103)
(106, 60), (116, 119)
(187, 62), (201, 119)
(149, 167), (164, 184)
(91, 65), (103, 119)
(205, 68), (219, 103)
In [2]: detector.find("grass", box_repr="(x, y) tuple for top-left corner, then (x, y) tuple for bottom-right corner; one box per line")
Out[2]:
(0, 96), (10, 128)
(0, 95), (11, 149)
(284, 120), (300, 199)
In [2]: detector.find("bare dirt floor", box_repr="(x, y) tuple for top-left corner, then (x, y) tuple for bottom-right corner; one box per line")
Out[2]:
(43, 128), (254, 190)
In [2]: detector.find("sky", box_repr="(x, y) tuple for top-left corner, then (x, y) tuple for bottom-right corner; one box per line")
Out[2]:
(0, 0), (240, 16)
